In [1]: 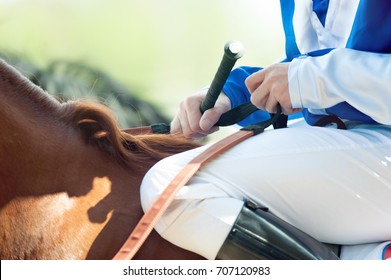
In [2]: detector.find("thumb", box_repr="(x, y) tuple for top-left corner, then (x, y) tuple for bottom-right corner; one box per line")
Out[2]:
(200, 108), (222, 131)
(199, 92), (231, 131)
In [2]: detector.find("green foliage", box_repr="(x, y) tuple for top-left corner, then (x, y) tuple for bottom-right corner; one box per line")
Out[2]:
(2, 53), (169, 128)
(0, 1), (284, 121)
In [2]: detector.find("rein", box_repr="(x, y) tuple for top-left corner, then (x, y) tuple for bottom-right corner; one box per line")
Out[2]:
(113, 109), (284, 260)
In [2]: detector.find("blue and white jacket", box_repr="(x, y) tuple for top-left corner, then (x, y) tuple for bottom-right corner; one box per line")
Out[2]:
(223, 0), (391, 126)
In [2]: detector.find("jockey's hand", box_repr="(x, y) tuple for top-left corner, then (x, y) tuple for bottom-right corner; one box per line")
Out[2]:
(170, 88), (231, 139)
(245, 63), (302, 115)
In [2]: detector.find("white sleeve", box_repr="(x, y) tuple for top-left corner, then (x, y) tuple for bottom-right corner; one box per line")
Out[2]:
(288, 48), (391, 124)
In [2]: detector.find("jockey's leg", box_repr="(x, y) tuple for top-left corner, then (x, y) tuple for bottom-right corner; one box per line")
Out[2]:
(140, 120), (391, 259)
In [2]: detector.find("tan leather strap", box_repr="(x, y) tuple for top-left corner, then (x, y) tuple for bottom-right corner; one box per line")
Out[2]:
(113, 129), (254, 260)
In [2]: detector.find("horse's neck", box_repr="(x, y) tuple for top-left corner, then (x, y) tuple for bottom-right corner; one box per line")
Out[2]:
(0, 117), (146, 259)
(0, 103), (203, 259)
(1, 115), (81, 196)
(0, 60), (204, 259)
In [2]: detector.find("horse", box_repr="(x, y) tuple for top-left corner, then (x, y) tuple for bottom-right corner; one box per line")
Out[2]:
(0, 58), (203, 260)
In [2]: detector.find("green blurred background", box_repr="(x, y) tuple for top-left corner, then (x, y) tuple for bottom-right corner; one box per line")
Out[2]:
(0, 0), (284, 129)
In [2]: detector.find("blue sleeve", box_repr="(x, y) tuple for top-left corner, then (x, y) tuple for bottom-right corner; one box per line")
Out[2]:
(222, 66), (273, 126)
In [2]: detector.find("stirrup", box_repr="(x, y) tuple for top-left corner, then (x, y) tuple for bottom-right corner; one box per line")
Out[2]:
(216, 201), (339, 260)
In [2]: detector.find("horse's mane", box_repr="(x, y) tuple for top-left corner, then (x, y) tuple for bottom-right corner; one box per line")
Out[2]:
(0, 58), (200, 170)
(61, 100), (200, 170)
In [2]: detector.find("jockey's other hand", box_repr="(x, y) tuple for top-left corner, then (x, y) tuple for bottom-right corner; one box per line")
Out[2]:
(171, 88), (231, 139)
(245, 63), (302, 115)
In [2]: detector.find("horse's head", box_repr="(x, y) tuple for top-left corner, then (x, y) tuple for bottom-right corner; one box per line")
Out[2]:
(0, 58), (200, 259)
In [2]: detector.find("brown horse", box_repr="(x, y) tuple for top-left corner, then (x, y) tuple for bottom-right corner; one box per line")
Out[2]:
(0, 58), (203, 260)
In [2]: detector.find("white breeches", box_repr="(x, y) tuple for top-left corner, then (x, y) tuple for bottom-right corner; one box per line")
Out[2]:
(140, 119), (391, 260)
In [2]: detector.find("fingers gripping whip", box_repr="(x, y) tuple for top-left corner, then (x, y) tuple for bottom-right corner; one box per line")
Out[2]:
(200, 41), (244, 114)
